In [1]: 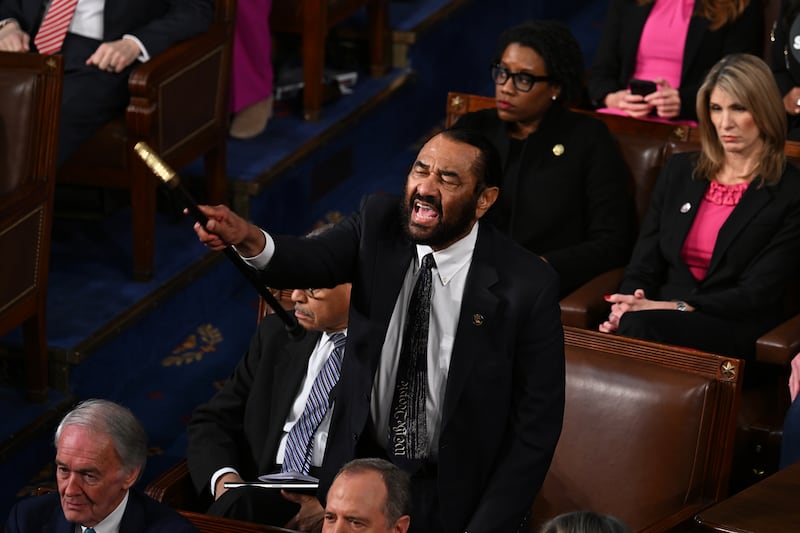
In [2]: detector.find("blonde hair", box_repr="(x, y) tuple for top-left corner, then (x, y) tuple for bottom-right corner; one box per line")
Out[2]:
(694, 54), (786, 186)
(637, 0), (750, 30)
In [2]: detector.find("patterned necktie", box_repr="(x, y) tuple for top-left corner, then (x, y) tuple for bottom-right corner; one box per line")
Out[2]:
(34, 0), (79, 55)
(388, 253), (435, 470)
(282, 332), (346, 474)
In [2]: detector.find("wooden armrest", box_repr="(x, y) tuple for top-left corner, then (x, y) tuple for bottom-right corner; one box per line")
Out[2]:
(755, 314), (800, 366)
(179, 511), (303, 533)
(559, 268), (624, 329)
(128, 25), (226, 96)
(144, 459), (206, 511)
(125, 26), (229, 153)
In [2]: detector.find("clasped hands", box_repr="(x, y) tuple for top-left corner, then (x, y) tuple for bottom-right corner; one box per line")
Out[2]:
(599, 289), (685, 333)
(606, 78), (681, 119)
(0, 19), (139, 73)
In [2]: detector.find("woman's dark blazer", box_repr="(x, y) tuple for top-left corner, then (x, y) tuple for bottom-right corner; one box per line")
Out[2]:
(621, 152), (800, 327)
(589, 0), (763, 119)
(455, 105), (636, 296)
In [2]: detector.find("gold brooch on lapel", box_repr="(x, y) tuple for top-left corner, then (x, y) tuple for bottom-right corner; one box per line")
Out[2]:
(472, 314), (485, 326)
(552, 144), (565, 156)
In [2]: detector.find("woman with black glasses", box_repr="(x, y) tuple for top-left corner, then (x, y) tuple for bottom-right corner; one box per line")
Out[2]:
(454, 20), (635, 296)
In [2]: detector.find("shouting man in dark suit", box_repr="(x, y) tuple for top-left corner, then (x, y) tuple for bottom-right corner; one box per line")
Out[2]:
(5, 399), (198, 532)
(0, 0), (213, 164)
(188, 280), (351, 532)
(191, 128), (566, 533)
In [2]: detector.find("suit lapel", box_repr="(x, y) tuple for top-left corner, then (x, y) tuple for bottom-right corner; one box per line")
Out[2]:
(682, 14), (710, 83)
(119, 491), (146, 533)
(707, 181), (773, 275)
(664, 177), (708, 260)
(441, 224), (499, 426)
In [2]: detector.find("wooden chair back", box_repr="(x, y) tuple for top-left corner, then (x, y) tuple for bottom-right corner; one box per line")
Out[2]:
(0, 52), (63, 401)
(530, 327), (743, 532)
(271, 0), (388, 121)
(57, 0), (235, 280)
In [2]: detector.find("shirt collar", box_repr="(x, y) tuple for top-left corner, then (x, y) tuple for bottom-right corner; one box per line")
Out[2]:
(415, 221), (479, 285)
(80, 490), (128, 533)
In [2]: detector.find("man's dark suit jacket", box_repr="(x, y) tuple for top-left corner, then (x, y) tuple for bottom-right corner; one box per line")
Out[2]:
(259, 194), (566, 533)
(5, 489), (198, 532)
(0, 0), (213, 163)
(187, 316), (323, 495)
(0, 0), (213, 58)
(455, 105), (635, 296)
(588, 0), (763, 119)
(621, 152), (800, 325)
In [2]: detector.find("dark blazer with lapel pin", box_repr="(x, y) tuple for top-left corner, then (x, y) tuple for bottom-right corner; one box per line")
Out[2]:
(258, 193), (566, 533)
(187, 315), (324, 496)
(588, 0), (763, 119)
(455, 105), (636, 296)
(621, 152), (800, 326)
(5, 489), (198, 532)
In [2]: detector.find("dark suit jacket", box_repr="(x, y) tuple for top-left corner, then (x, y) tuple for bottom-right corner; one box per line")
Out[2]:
(259, 194), (566, 533)
(187, 316), (323, 495)
(455, 105), (636, 296)
(621, 152), (800, 326)
(588, 0), (763, 119)
(0, 0), (213, 57)
(771, 0), (800, 139)
(0, 0), (213, 163)
(5, 489), (198, 532)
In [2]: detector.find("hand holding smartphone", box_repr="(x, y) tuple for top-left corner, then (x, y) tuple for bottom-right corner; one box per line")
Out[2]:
(629, 79), (657, 97)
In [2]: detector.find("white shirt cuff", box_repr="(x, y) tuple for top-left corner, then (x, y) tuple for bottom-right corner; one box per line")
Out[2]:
(238, 229), (274, 270)
(122, 34), (149, 62)
(210, 467), (240, 498)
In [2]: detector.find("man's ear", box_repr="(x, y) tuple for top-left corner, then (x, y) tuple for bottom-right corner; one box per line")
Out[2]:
(475, 186), (500, 219)
(121, 467), (141, 490)
(393, 515), (411, 533)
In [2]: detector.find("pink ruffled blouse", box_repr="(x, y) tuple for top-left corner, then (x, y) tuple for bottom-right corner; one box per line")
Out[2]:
(680, 180), (749, 280)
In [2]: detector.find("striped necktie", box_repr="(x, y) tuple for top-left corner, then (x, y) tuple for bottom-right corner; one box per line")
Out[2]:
(282, 332), (346, 474)
(34, 0), (79, 55)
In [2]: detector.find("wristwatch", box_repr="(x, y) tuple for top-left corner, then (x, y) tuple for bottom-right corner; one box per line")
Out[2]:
(674, 300), (688, 312)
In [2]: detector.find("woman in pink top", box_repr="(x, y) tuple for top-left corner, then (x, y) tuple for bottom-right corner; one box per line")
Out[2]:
(589, 0), (762, 121)
(599, 54), (800, 359)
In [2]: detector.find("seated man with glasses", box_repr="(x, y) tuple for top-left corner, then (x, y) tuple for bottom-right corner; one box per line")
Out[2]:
(454, 20), (635, 297)
(187, 274), (352, 532)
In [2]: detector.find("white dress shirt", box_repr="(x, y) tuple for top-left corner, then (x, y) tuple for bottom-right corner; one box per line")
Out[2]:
(76, 490), (127, 533)
(244, 222), (480, 458)
(210, 330), (346, 496)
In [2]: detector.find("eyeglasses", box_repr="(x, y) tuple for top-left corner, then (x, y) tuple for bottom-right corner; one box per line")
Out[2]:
(304, 288), (322, 299)
(490, 64), (551, 92)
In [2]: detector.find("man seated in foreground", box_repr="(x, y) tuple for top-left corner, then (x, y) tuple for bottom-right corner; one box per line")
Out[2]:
(188, 274), (352, 532)
(323, 458), (411, 533)
(5, 398), (198, 532)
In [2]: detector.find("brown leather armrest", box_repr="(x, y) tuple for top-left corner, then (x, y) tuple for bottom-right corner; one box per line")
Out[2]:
(755, 314), (800, 366)
(559, 268), (624, 329)
(144, 459), (207, 511)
